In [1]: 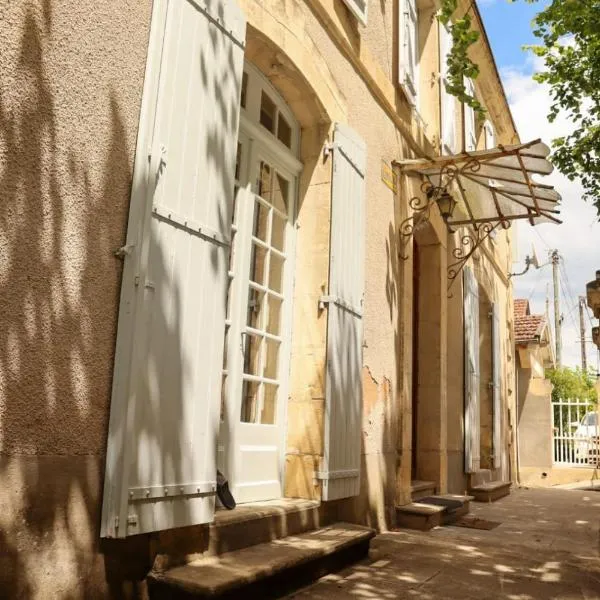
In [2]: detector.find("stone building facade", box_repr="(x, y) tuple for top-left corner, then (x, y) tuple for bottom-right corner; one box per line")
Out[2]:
(0, 0), (554, 597)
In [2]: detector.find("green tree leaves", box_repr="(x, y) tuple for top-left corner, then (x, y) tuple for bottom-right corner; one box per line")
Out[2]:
(546, 366), (598, 404)
(439, 0), (600, 215)
(438, 2), (484, 114)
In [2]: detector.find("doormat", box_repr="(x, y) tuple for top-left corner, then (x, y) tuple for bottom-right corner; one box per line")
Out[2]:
(450, 517), (501, 530)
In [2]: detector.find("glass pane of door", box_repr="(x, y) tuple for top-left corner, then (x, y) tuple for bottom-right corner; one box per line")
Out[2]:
(240, 159), (291, 426)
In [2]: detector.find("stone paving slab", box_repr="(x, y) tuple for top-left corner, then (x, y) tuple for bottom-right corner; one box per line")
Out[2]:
(289, 487), (600, 599)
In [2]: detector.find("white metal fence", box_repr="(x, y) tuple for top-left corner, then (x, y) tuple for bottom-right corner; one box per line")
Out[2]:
(552, 398), (599, 466)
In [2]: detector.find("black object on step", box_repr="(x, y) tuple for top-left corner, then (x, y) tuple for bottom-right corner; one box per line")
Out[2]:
(216, 470), (236, 510)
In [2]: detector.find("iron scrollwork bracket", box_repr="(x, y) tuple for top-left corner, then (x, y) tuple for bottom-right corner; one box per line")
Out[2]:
(447, 219), (512, 296)
(398, 162), (466, 260)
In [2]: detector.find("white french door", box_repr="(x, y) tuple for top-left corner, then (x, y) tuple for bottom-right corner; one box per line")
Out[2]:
(219, 131), (296, 504)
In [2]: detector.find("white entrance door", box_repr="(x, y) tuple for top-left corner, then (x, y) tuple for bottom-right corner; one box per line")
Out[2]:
(219, 125), (299, 504)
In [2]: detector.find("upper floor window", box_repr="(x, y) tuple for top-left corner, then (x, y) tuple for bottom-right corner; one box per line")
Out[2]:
(399, 0), (419, 106)
(464, 78), (477, 152)
(341, 0), (368, 25)
(439, 23), (456, 154)
(484, 120), (496, 149)
(239, 63), (299, 155)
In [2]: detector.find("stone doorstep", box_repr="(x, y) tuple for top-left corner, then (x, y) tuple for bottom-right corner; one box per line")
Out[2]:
(469, 469), (493, 488)
(410, 480), (436, 501)
(396, 495), (473, 531)
(208, 499), (323, 556)
(469, 481), (511, 503)
(152, 499), (325, 573)
(147, 523), (375, 599)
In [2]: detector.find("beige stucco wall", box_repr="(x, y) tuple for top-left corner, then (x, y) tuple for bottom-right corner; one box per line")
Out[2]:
(0, 0), (520, 597)
(0, 1), (152, 596)
(517, 359), (553, 469)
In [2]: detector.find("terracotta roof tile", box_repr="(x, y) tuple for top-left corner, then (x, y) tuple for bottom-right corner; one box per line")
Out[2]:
(514, 299), (529, 318)
(514, 314), (546, 344)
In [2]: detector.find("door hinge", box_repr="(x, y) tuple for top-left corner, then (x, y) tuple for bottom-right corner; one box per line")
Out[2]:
(114, 244), (134, 259)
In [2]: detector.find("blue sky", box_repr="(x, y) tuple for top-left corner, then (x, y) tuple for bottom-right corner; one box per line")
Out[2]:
(479, 0), (543, 69)
(478, 0), (600, 372)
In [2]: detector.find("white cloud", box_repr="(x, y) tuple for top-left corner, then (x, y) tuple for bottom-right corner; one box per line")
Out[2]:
(503, 58), (600, 372)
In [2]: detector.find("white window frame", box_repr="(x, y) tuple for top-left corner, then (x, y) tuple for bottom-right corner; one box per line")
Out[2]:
(484, 119), (496, 149)
(464, 77), (477, 152)
(399, 0), (419, 106)
(241, 64), (301, 163)
(220, 61), (301, 503)
(341, 0), (368, 25)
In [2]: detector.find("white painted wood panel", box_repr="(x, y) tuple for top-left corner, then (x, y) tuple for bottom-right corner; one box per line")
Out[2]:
(320, 124), (366, 501)
(464, 78), (476, 151)
(101, 0), (246, 538)
(464, 266), (480, 473)
(492, 302), (502, 468)
(399, 0), (418, 105)
(341, 0), (368, 25)
(439, 23), (456, 155)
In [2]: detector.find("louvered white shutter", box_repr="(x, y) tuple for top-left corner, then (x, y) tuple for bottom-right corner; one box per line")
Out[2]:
(439, 23), (456, 154)
(341, 0), (368, 25)
(399, 0), (418, 105)
(491, 303), (502, 468)
(484, 120), (496, 149)
(319, 124), (366, 501)
(464, 78), (476, 151)
(101, 0), (246, 538)
(464, 266), (480, 473)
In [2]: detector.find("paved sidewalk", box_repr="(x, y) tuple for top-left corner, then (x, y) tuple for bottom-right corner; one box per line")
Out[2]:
(291, 487), (600, 599)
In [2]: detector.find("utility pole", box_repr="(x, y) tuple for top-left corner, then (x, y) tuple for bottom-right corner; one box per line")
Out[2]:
(579, 296), (587, 372)
(551, 250), (561, 367)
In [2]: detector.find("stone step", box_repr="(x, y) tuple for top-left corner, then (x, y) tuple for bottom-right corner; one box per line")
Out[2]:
(147, 523), (375, 599)
(469, 469), (493, 488)
(396, 502), (446, 531)
(410, 480), (436, 501)
(396, 495), (473, 531)
(469, 481), (511, 503)
(207, 499), (323, 556)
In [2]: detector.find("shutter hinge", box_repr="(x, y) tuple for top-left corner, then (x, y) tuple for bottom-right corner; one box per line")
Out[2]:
(134, 275), (140, 287)
(323, 142), (339, 159)
(114, 516), (119, 530)
(114, 244), (135, 259)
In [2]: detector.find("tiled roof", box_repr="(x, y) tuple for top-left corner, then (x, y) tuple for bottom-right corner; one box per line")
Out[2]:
(514, 299), (546, 344)
(514, 299), (529, 318)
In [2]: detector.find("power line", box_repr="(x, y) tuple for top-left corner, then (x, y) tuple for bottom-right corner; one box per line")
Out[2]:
(534, 228), (552, 250)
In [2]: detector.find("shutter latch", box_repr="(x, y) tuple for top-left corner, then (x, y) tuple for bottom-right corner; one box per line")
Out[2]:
(114, 244), (135, 259)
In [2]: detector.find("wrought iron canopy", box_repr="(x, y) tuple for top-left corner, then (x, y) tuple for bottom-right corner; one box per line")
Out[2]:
(398, 139), (562, 228)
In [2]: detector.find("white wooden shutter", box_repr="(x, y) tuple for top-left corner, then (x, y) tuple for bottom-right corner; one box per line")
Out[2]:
(484, 120), (496, 149)
(341, 0), (368, 25)
(439, 23), (456, 155)
(491, 303), (502, 468)
(464, 78), (476, 151)
(101, 0), (246, 538)
(319, 124), (366, 501)
(399, 0), (418, 105)
(464, 266), (480, 473)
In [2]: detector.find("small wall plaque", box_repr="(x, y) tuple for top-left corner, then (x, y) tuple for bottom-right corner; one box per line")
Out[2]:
(381, 160), (398, 193)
